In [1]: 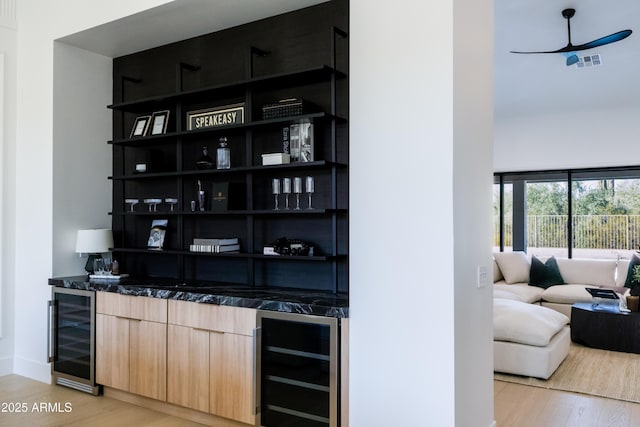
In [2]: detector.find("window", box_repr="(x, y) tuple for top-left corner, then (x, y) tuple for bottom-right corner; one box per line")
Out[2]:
(494, 167), (640, 260)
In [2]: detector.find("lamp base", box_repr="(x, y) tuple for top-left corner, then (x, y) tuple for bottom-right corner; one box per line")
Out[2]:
(84, 254), (103, 274)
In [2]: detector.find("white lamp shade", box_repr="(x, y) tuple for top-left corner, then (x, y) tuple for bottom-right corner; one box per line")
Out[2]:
(75, 229), (114, 254)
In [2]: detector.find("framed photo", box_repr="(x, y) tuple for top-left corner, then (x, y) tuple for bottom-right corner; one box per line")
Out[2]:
(150, 110), (170, 135)
(130, 115), (151, 138)
(147, 219), (168, 250)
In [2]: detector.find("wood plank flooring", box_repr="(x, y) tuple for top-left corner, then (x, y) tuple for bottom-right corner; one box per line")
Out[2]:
(495, 380), (640, 427)
(3, 374), (640, 426)
(0, 375), (205, 427)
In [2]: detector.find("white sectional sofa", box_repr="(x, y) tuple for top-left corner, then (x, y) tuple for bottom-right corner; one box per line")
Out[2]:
(493, 252), (629, 320)
(492, 252), (630, 379)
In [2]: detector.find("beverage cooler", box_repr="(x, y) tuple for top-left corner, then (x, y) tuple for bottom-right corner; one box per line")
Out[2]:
(48, 287), (100, 395)
(256, 311), (339, 427)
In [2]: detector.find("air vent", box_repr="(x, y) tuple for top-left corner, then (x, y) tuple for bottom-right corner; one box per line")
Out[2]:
(576, 54), (602, 68)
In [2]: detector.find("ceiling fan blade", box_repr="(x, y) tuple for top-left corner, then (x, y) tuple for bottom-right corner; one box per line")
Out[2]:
(571, 30), (632, 51)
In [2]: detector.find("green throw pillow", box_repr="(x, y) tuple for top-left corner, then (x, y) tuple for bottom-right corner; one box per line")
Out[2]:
(529, 256), (565, 289)
(624, 253), (640, 288)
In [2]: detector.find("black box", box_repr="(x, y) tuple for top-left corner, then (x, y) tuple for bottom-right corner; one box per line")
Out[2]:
(211, 182), (246, 211)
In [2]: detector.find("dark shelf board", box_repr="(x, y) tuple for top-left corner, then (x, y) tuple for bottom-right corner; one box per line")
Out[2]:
(108, 65), (347, 113)
(112, 208), (346, 216)
(110, 160), (343, 180)
(111, 247), (335, 261)
(109, 112), (344, 146)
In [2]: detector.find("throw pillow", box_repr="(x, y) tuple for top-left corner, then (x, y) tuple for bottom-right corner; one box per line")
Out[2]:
(624, 253), (640, 288)
(529, 256), (565, 289)
(493, 251), (530, 284)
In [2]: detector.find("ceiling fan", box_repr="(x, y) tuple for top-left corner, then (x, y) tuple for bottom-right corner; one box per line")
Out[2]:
(511, 8), (632, 66)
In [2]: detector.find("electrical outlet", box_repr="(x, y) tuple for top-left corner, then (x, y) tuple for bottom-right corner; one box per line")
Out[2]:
(477, 265), (489, 288)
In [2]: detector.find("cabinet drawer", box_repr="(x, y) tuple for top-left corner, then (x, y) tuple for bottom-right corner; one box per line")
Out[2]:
(97, 292), (167, 323)
(168, 300), (256, 336)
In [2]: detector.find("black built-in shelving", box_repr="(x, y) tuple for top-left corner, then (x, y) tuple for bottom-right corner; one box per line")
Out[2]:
(109, 0), (348, 294)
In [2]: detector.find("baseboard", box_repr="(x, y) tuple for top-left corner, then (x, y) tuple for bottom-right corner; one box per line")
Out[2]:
(0, 356), (13, 376)
(13, 357), (51, 384)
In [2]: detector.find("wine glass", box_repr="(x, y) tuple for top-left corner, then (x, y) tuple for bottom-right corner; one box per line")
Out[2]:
(283, 178), (291, 210)
(144, 198), (162, 212)
(272, 178), (281, 210)
(306, 176), (315, 209)
(103, 257), (113, 275)
(165, 198), (178, 212)
(293, 177), (302, 210)
(125, 198), (139, 212)
(93, 258), (105, 275)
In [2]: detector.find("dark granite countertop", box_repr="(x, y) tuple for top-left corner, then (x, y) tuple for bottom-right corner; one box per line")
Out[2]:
(49, 276), (349, 318)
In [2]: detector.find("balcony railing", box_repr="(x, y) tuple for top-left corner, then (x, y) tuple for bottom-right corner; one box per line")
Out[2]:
(493, 214), (640, 251)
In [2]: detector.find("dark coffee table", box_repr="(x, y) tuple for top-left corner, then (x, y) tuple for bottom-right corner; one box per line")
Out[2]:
(571, 302), (640, 354)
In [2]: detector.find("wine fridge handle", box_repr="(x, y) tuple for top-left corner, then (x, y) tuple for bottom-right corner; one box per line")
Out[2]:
(47, 300), (56, 363)
(253, 326), (261, 415)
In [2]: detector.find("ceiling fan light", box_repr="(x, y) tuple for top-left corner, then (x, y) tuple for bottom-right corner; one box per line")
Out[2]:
(565, 53), (579, 66)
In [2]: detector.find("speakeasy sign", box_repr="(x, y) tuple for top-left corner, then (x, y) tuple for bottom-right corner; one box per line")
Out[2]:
(186, 103), (245, 130)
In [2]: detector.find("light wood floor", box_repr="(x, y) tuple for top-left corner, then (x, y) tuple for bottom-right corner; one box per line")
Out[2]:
(0, 375), (206, 427)
(495, 380), (640, 427)
(4, 374), (640, 426)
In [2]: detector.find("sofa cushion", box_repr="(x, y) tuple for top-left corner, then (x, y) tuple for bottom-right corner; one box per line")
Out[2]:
(541, 284), (598, 304)
(617, 259), (630, 287)
(624, 254), (640, 288)
(493, 259), (504, 283)
(494, 288), (526, 302)
(529, 256), (564, 289)
(556, 258), (617, 288)
(494, 251), (530, 284)
(494, 299), (569, 347)
(493, 284), (544, 303)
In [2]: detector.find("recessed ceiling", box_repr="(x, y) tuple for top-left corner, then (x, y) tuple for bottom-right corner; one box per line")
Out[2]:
(57, 0), (330, 58)
(495, 0), (640, 118)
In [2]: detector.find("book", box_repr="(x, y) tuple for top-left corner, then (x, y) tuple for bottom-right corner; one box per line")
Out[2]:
(190, 244), (240, 253)
(193, 238), (238, 246)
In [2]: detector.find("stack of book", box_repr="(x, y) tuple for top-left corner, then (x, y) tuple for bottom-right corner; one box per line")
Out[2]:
(189, 237), (240, 253)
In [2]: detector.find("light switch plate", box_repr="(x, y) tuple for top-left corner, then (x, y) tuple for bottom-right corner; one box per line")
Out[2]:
(477, 265), (489, 288)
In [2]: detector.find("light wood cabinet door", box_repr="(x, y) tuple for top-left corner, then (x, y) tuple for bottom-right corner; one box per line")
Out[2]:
(129, 319), (167, 401)
(96, 314), (129, 391)
(210, 332), (255, 425)
(167, 324), (210, 412)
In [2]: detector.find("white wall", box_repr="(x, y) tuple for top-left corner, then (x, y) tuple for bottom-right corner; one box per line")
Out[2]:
(350, 1), (494, 426)
(0, 12), (17, 376)
(12, 0), (175, 382)
(52, 43), (113, 277)
(494, 106), (640, 172)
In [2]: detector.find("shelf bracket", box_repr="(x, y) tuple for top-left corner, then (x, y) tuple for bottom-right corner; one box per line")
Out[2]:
(120, 76), (142, 104)
(175, 62), (201, 92)
(246, 46), (271, 79)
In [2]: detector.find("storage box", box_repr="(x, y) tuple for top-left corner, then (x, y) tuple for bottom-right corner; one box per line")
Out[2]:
(261, 153), (291, 166)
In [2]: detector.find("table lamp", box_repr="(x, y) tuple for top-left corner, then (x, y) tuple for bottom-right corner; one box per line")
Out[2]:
(75, 229), (114, 273)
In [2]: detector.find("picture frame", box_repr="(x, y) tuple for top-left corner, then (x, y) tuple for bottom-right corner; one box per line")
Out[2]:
(130, 115), (151, 138)
(150, 110), (170, 135)
(147, 219), (168, 250)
